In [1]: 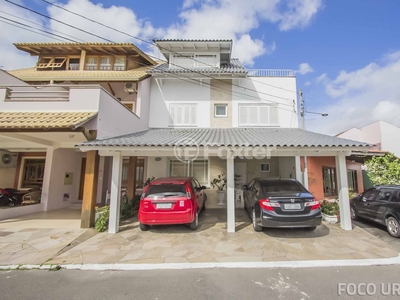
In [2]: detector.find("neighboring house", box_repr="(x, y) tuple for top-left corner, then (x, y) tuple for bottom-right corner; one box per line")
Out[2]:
(1, 42), (156, 224)
(79, 39), (369, 234)
(337, 121), (400, 157)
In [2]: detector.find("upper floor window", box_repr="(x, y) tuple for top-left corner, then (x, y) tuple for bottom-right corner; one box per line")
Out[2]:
(171, 54), (194, 68)
(169, 103), (197, 127)
(37, 57), (66, 69)
(100, 57), (111, 70)
(215, 104), (227, 117)
(114, 57), (126, 70)
(68, 57), (80, 70)
(238, 104), (279, 126)
(86, 57), (98, 70)
(170, 53), (219, 68)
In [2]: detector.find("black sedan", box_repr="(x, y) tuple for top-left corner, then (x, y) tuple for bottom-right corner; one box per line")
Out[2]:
(243, 178), (322, 232)
(350, 185), (400, 237)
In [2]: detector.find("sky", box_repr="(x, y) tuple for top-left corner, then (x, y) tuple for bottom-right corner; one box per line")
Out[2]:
(0, 0), (399, 135)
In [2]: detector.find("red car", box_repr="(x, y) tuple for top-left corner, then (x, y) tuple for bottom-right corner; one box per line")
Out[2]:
(138, 177), (207, 231)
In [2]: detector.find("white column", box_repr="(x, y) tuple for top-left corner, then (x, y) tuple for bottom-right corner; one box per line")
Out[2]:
(226, 152), (235, 233)
(335, 153), (352, 230)
(41, 147), (54, 211)
(108, 152), (122, 234)
(295, 156), (303, 184)
(303, 157), (309, 189)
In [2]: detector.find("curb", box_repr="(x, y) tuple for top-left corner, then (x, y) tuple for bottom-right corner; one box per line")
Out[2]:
(1, 254), (400, 271)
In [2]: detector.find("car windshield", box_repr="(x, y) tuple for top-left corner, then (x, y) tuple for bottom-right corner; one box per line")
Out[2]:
(145, 184), (186, 198)
(260, 180), (308, 193)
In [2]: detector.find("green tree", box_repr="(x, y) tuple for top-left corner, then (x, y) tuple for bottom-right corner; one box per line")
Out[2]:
(365, 152), (400, 185)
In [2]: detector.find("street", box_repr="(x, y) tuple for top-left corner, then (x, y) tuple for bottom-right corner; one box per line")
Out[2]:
(1, 266), (400, 300)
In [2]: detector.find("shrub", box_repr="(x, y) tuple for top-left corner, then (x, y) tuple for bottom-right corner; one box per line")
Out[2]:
(94, 195), (141, 232)
(320, 200), (339, 216)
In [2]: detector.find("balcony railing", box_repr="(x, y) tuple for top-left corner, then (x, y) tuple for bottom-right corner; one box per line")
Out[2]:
(1, 86), (70, 101)
(247, 69), (294, 77)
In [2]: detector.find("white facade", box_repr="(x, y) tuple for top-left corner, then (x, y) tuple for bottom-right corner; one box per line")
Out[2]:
(338, 121), (400, 157)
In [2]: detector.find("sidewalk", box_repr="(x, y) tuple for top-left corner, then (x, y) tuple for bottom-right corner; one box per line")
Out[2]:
(0, 208), (398, 267)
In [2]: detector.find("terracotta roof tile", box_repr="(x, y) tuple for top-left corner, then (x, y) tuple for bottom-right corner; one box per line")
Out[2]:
(0, 111), (97, 129)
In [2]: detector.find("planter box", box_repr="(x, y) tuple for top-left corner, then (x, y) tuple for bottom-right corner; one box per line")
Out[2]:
(322, 212), (339, 224)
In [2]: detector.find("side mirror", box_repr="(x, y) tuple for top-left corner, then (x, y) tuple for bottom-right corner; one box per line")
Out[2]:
(242, 184), (248, 190)
(201, 186), (207, 190)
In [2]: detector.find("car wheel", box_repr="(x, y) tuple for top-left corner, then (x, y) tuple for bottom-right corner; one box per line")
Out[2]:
(350, 206), (358, 220)
(386, 217), (400, 238)
(139, 223), (149, 231)
(189, 211), (199, 230)
(304, 226), (317, 231)
(252, 208), (262, 232)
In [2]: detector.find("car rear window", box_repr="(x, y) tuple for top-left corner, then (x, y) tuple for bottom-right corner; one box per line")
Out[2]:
(145, 184), (186, 198)
(261, 180), (307, 193)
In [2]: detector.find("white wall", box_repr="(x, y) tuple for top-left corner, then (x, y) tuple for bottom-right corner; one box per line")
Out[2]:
(149, 78), (211, 128)
(46, 149), (83, 211)
(146, 157), (168, 179)
(278, 157), (296, 178)
(95, 88), (150, 139)
(232, 77), (298, 128)
(0, 167), (16, 187)
(337, 127), (363, 142)
(380, 122), (400, 157)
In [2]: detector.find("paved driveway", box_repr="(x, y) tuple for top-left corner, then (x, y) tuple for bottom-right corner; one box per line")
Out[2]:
(48, 208), (398, 265)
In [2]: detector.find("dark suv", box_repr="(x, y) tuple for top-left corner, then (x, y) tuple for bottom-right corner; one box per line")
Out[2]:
(350, 185), (400, 237)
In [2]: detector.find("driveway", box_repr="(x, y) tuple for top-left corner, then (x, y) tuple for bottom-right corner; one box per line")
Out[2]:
(47, 208), (398, 265)
(353, 218), (400, 252)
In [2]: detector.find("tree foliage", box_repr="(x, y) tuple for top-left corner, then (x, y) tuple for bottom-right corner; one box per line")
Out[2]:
(365, 152), (400, 185)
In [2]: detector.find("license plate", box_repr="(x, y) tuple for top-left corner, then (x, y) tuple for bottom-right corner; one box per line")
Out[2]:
(156, 203), (172, 209)
(284, 203), (301, 210)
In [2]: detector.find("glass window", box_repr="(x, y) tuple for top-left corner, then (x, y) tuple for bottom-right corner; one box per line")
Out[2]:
(376, 189), (392, 201)
(99, 57), (111, 70)
(169, 159), (209, 186)
(145, 184), (186, 198)
(347, 170), (358, 193)
(323, 167), (337, 197)
(362, 189), (377, 201)
(69, 58), (80, 70)
(260, 163), (270, 172)
(260, 180), (307, 193)
(86, 57), (97, 70)
(215, 104), (227, 117)
(21, 159), (45, 188)
(114, 57), (126, 70)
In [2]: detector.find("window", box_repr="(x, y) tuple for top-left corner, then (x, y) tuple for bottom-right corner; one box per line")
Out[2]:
(347, 170), (358, 193)
(260, 163), (270, 172)
(362, 189), (377, 201)
(36, 57), (66, 69)
(376, 189), (392, 201)
(21, 159), (45, 188)
(114, 57), (126, 70)
(171, 54), (194, 68)
(238, 104), (279, 126)
(322, 167), (337, 197)
(121, 158), (145, 189)
(99, 57), (111, 70)
(169, 159), (209, 186)
(86, 57), (98, 70)
(68, 58), (80, 70)
(214, 104), (228, 117)
(169, 104), (197, 126)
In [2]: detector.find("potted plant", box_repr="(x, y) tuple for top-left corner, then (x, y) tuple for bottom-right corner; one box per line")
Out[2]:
(320, 200), (339, 223)
(211, 174), (227, 205)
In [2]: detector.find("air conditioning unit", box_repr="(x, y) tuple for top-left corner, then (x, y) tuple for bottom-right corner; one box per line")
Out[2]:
(124, 82), (137, 93)
(0, 150), (17, 168)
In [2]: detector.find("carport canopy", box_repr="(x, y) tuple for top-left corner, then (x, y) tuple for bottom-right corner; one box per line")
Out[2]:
(79, 128), (370, 234)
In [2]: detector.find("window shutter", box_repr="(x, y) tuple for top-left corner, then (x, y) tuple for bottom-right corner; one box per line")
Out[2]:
(259, 106), (269, 125)
(190, 105), (197, 125)
(169, 104), (197, 126)
(239, 106), (248, 125)
(269, 106), (279, 125)
(170, 105), (176, 125)
(248, 106), (258, 125)
(176, 106), (183, 125)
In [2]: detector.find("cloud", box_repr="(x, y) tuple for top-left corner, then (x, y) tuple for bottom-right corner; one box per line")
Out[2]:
(295, 62), (314, 75)
(0, 0), (323, 69)
(307, 51), (400, 135)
